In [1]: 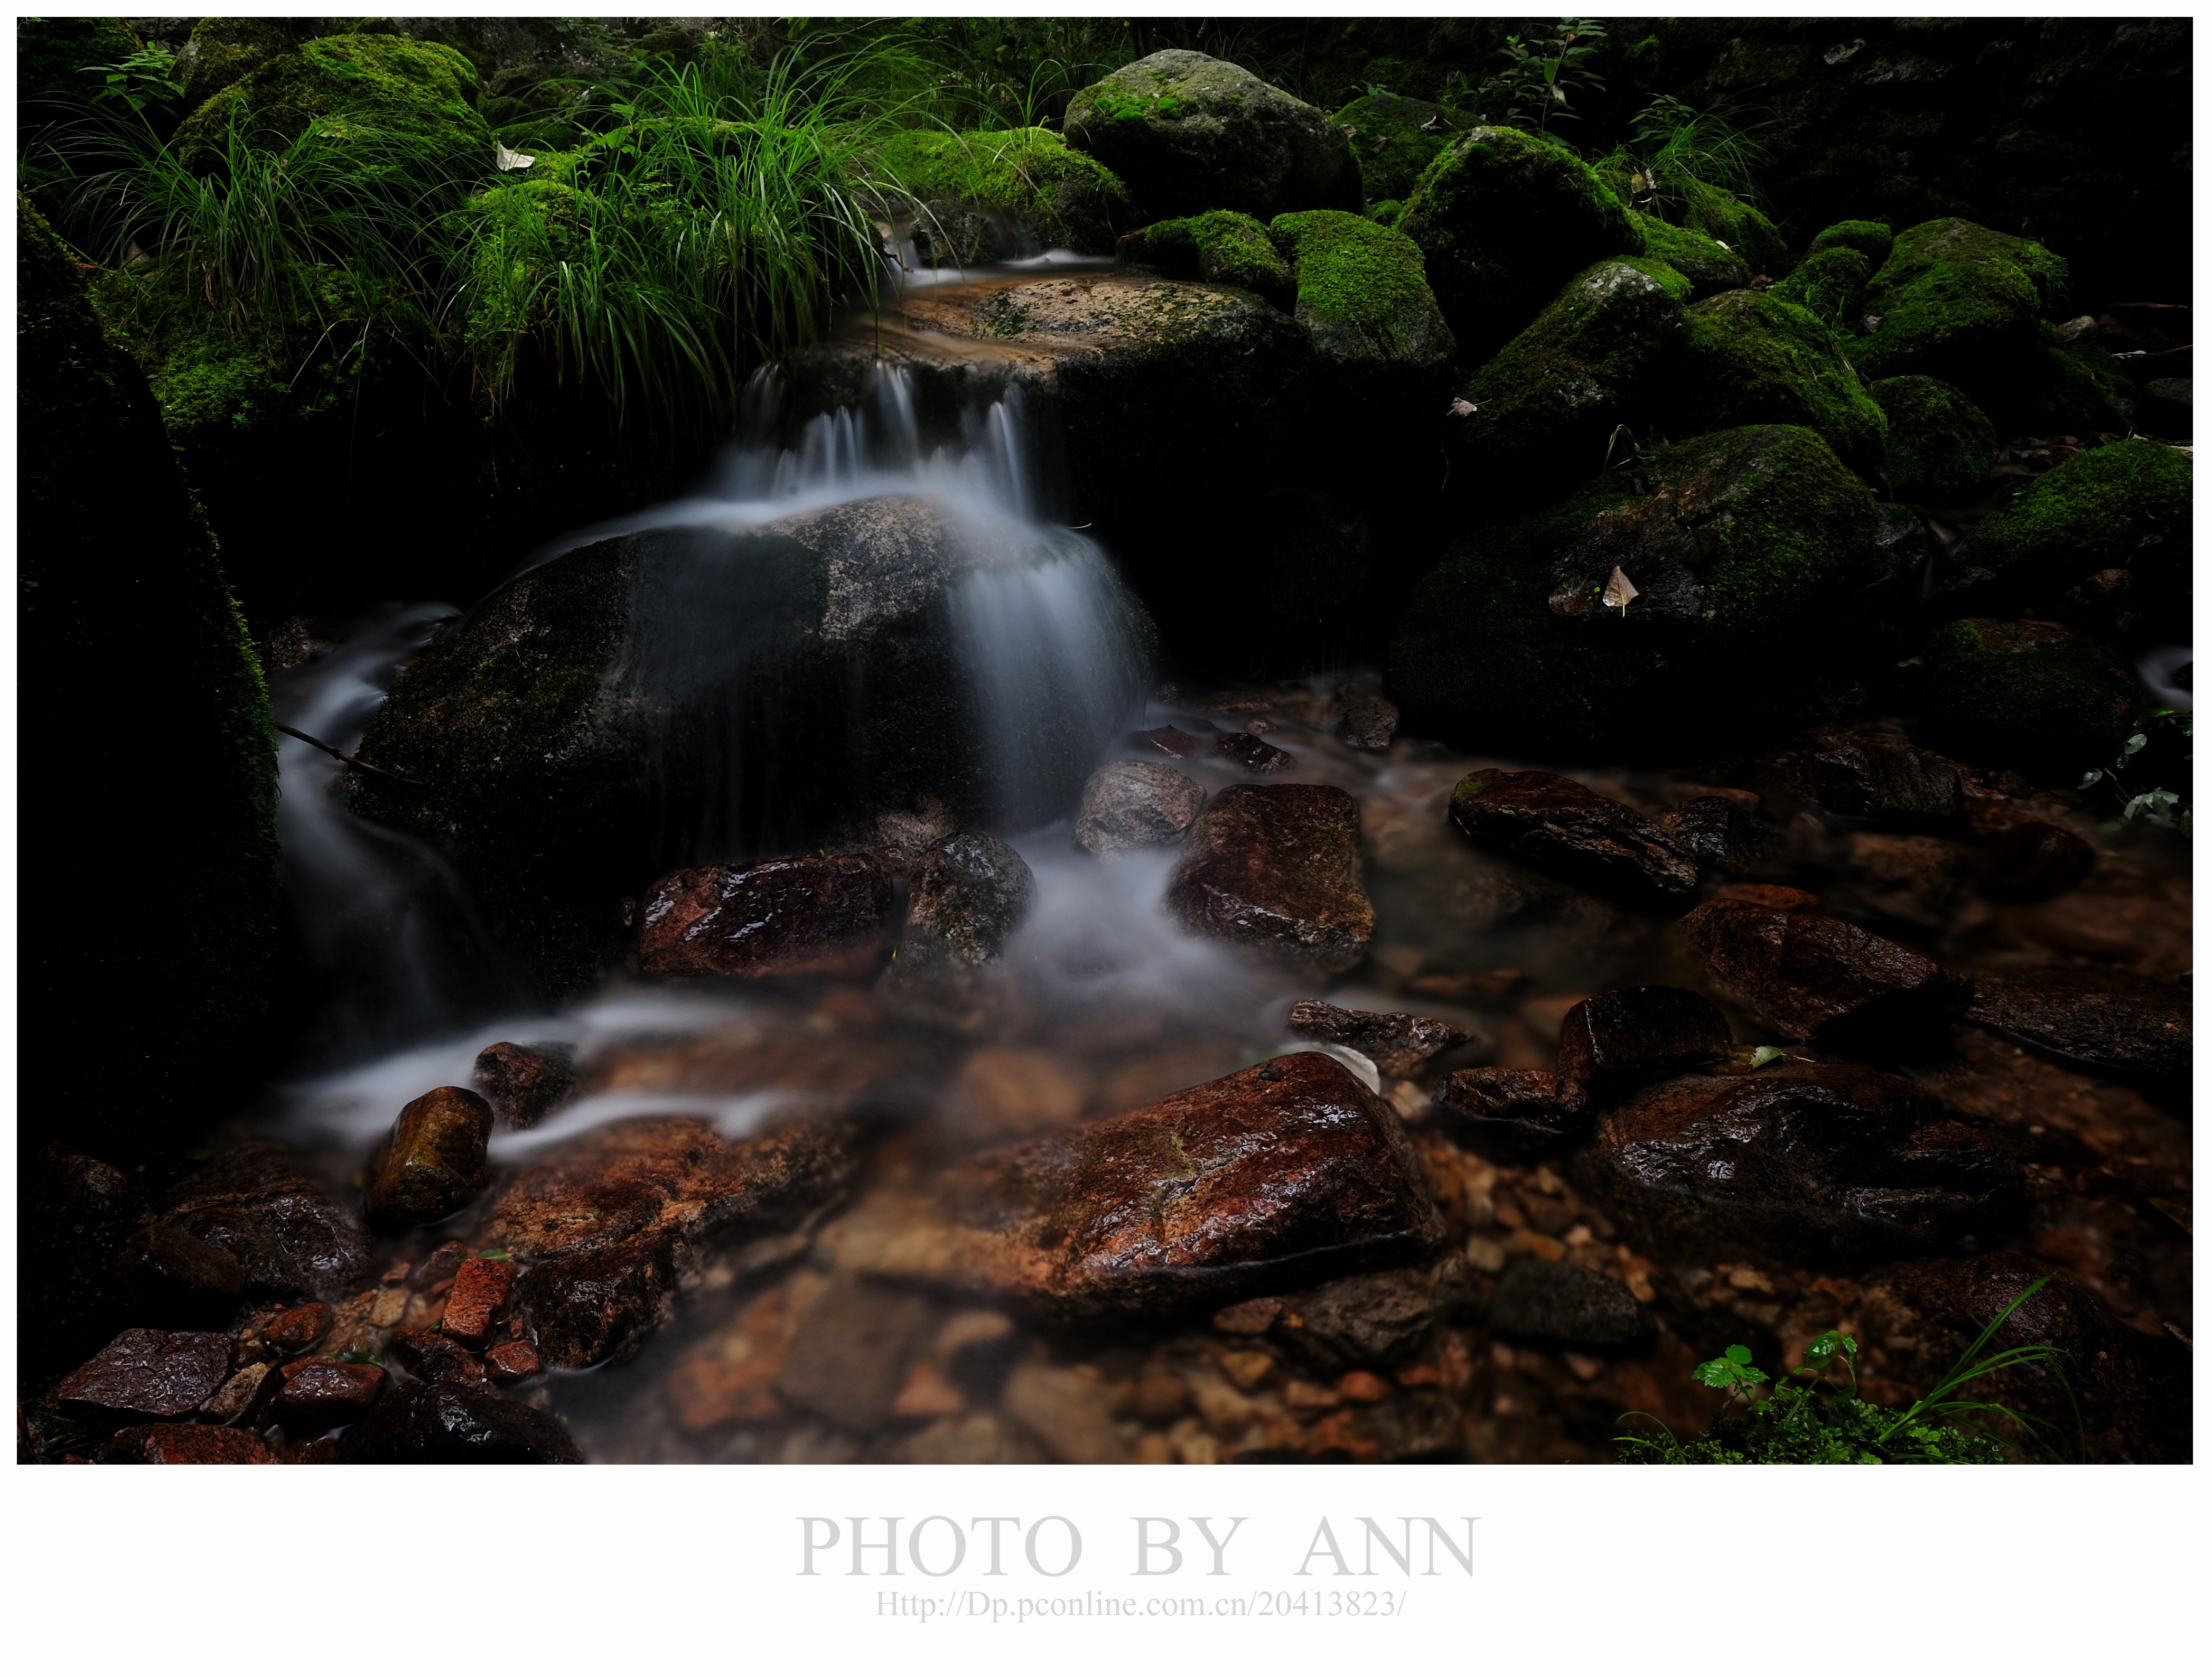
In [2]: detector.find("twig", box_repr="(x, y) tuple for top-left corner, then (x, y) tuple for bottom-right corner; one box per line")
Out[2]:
(275, 723), (422, 785)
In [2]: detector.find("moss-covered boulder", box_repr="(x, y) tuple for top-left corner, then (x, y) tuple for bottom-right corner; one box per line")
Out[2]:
(1633, 213), (1750, 301)
(1065, 50), (1361, 223)
(874, 127), (1138, 261)
(1808, 219), (1896, 267)
(1331, 90), (1474, 204)
(1449, 258), (1689, 511)
(1690, 198), (1789, 278)
(1966, 439), (2191, 623)
(1387, 425), (1881, 756)
(1119, 210), (1293, 309)
(1368, 198), (1404, 228)
(348, 496), (1151, 996)
(17, 196), (279, 1161)
(1268, 209), (1455, 382)
(1768, 246), (1872, 327)
(2006, 340), (2134, 436)
(1677, 290), (1890, 484)
(173, 17), (312, 110)
(1398, 125), (1640, 364)
(1914, 619), (2140, 783)
(1870, 376), (1995, 505)
(173, 31), (491, 162)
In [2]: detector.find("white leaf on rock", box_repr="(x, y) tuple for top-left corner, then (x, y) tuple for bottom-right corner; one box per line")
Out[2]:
(1601, 566), (1639, 612)
(1447, 397), (1477, 418)
(496, 143), (536, 172)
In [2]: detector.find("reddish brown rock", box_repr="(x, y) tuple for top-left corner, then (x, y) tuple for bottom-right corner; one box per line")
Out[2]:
(273, 1360), (386, 1430)
(1659, 795), (1777, 877)
(899, 832), (1035, 967)
(1576, 1057), (2025, 1265)
(1167, 783), (1374, 973)
(1427, 1068), (1589, 1158)
(824, 1053), (1445, 1321)
(1271, 1257), (1472, 1369)
(484, 1339), (542, 1383)
(1974, 818), (2095, 902)
(1132, 726), (1203, 759)
(265, 1301), (334, 1353)
(365, 1086), (493, 1226)
(1555, 986), (1731, 1091)
(391, 1328), (490, 1386)
(1285, 999), (1486, 1079)
(156, 1144), (377, 1300)
(631, 854), (893, 978)
(1212, 731), (1298, 775)
(1075, 760), (1207, 855)
(1761, 725), (1965, 826)
(1965, 967), (2190, 1080)
(1832, 832), (1971, 927)
(58, 1328), (234, 1422)
(1449, 769), (1698, 901)
(517, 1231), (678, 1370)
(100, 1424), (279, 1464)
(471, 1040), (578, 1131)
(440, 1258), (512, 1348)
(1678, 897), (1975, 1045)
(1709, 883), (1823, 911)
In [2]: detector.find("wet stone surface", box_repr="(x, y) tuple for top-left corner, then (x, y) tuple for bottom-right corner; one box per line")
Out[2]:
(1285, 998), (1484, 1079)
(1449, 768), (1699, 902)
(632, 854), (894, 979)
(1212, 731), (1299, 775)
(1167, 783), (1374, 973)
(157, 1145), (377, 1301)
(1679, 897), (1976, 1046)
(365, 1086), (492, 1226)
(472, 1040), (578, 1131)
(1075, 760), (1207, 855)
(58, 1328), (234, 1423)
(1555, 986), (1732, 1091)
(1964, 965), (2190, 1080)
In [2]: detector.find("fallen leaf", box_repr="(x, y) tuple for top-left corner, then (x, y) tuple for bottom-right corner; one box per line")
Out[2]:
(1601, 566), (1639, 612)
(1448, 397), (1477, 418)
(496, 143), (536, 172)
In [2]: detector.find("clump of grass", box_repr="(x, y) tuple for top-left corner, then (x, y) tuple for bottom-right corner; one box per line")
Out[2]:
(1596, 93), (1776, 233)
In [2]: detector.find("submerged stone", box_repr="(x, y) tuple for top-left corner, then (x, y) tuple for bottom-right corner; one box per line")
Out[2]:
(632, 854), (894, 980)
(1678, 897), (1975, 1046)
(1166, 783), (1374, 973)
(1489, 1259), (1654, 1347)
(1448, 768), (1697, 902)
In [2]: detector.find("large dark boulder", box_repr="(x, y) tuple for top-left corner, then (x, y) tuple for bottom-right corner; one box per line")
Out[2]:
(347, 495), (1150, 996)
(338, 1379), (584, 1463)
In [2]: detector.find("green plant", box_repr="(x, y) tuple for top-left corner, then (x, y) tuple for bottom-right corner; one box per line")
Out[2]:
(82, 39), (185, 126)
(2079, 710), (2191, 830)
(1619, 1276), (2083, 1464)
(1597, 93), (1776, 233)
(1477, 18), (1609, 139)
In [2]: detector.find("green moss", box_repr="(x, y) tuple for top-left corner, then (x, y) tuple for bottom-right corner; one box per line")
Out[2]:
(1968, 437), (2191, 587)
(1368, 198), (1404, 227)
(874, 127), (1138, 258)
(1869, 376), (1996, 504)
(1808, 218), (1895, 267)
(1268, 209), (1431, 332)
(1915, 618), (2140, 782)
(1768, 246), (1873, 330)
(17, 15), (141, 101)
(1331, 90), (1473, 203)
(174, 32), (490, 161)
(1847, 218), (2070, 410)
(1680, 290), (1890, 483)
(2005, 341), (2133, 436)
(1123, 210), (1294, 310)
(1689, 198), (1788, 277)
(1387, 425), (1879, 755)
(1632, 211), (1750, 300)
(1398, 125), (1640, 363)
(175, 17), (302, 108)
(1621, 1395), (2002, 1464)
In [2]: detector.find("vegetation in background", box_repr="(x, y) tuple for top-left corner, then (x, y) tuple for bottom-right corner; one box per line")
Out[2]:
(1442, 17), (1609, 139)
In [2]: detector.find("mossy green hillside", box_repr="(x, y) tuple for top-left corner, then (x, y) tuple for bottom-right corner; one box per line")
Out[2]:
(874, 127), (1138, 259)
(1388, 425), (1879, 755)
(1398, 125), (1640, 364)
(1808, 218), (1896, 267)
(174, 32), (490, 161)
(1870, 375), (1996, 505)
(1268, 208), (1451, 362)
(1330, 90), (1473, 203)
(1632, 212), (1749, 299)
(1679, 289), (1890, 484)
(1968, 437), (2191, 588)
(1122, 210), (1294, 310)
(1915, 618), (2140, 783)
(1769, 246), (1872, 328)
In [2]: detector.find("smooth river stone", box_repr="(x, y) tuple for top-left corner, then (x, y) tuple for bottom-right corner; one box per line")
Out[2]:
(1166, 783), (1374, 973)
(820, 1052), (1446, 1321)
(1963, 965), (2190, 1079)
(1075, 760), (1207, 855)
(365, 1085), (493, 1226)
(1448, 767), (1698, 901)
(631, 853), (893, 979)
(1678, 897), (1975, 1045)
(1285, 998), (1484, 1079)
(1554, 985), (1731, 1091)
(58, 1328), (235, 1422)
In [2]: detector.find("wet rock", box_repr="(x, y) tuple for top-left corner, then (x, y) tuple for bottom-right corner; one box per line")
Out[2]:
(1678, 897), (1975, 1046)
(900, 832), (1036, 967)
(1856, 1250), (2188, 1464)
(1075, 761), (1207, 855)
(471, 1040), (578, 1131)
(1974, 819), (2096, 902)
(273, 1360), (386, 1430)
(390, 1328), (490, 1386)
(485, 1339), (542, 1383)
(1577, 1058), (2025, 1265)
(774, 1279), (937, 1434)
(198, 1361), (282, 1427)
(1002, 1362), (1134, 1464)
(1271, 210), (1458, 411)
(1427, 1068), (1589, 1159)
(826, 1053), (1444, 1321)
(157, 1144), (377, 1300)
(100, 1424), (278, 1465)
(1285, 999), (1484, 1079)
(337, 1380), (584, 1464)
(1449, 769), (1698, 902)
(1272, 1257), (1472, 1370)
(266, 1301), (334, 1354)
(1488, 1259), (1655, 1347)
(1965, 968), (2190, 1081)
(1065, 50), (1360, 224)
(482, 1115), (863, 1368)
(365, 1086), (493, 1226)
(632, 854), (894, 980)
(1833, 832), (1971, 927)
(1762, 726), (1965, 827)
(57, 1328), (233, 1423)
(1915, 619), (2138, 787)
(1167, 783), (1374, 973)
(1212, 731), (1298, 775)
(1132, 726), (1203, 760)
(1555, 986), (1731, 1091)
(437, 1258), (512, 1348)
(115, 1222), (245, 1329)
(405, 1241), (470, 1291)
(1334, 692), (1398, 752)
(1658, 796), (1772, 881)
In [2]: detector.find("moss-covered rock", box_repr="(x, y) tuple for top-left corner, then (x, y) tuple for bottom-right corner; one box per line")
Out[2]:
(1398, 125), (1640, 364)
(1387, 425), (1881, 756)
(1808, 218), (1895, 267)
(2007, 340), (2134, 436)
(1914, 618), (2140, 783)
(1768, 246), (1872, 328)
(1632, 212), (1750, 300)
(874, 127), (1139, 261)
(1331, 90), (1473, 204)
(17, 15), (142, 103)
(1268, 208), (1455, 378)
(1690, 198), (1789, 278)
(1677, 290), (1890, 484)
(1065, 50), (1362, 222)
(174, 31), (491, 162)
(1449, 258), (1688, 511)
(1120, 210), (1293, 310)
(1368, 198), (1404, 227)
(173, 17), (310, 110)
(1870, 376), (1996, 505)
(17, 195), (279, 1161)
(1967, 438), (2191, 596)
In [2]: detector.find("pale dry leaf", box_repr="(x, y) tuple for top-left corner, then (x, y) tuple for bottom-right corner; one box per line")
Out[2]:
(1447, 397), (1477, 418)
(496, 143), (537, 172)
(1601, 566), (1639, 612)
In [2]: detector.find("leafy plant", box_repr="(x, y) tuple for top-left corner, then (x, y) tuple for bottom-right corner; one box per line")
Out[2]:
(82, 40), (185, 126)
(1619, 1276), (2083, 1464)
(1595, 93), (1776, 231)
(1477, 18), (1609, 140)
(2079, 709), (2191, 831)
